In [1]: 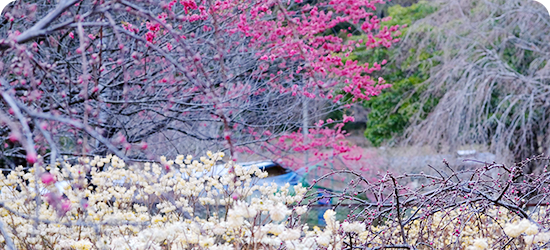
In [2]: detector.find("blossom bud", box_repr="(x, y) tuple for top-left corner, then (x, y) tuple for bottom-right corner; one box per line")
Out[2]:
(41, 173), (56, 185)
(26, 152), (38, 164)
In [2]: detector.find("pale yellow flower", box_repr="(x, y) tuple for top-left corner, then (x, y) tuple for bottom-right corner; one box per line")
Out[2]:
(467, 238), (488, 250)
(270, 202), (289, 221)
(342, 221), (366, 234)
(295, 205), (308, 215)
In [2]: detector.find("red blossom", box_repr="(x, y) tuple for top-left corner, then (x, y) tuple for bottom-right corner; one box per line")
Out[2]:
(41, 173), (56, 185)
(26, 152), (37, 164)
(0, 0), (399, 173)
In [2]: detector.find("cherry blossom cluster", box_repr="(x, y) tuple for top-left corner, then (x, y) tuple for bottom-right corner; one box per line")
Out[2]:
(0, 0), (400, 166)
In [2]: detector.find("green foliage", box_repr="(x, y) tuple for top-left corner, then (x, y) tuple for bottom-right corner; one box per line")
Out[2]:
(366, 77), (427, 146)
(357, 1), (439, 146)
(382, 1), (437, 28)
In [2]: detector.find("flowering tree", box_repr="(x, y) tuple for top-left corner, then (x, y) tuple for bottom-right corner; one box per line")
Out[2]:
(0, 0), (400, 167)
(0, 1), (404, 247)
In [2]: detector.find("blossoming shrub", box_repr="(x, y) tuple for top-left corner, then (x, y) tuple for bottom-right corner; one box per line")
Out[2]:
(296, 157), (550, 249)
(0, 153), (549, 249)
(363, 207), (550, 249)
(0, 152), (315, 249)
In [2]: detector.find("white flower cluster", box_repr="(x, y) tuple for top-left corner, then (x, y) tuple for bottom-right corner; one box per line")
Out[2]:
(380, 206), (550, 249)
(504, 219), (538, 238)
(466, 238), (488, 250)
(0, 153), (350, 249)
(504, 218), (550, 245)
(1, 153), (549, 249)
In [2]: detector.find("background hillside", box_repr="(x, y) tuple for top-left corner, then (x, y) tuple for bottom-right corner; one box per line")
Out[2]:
(355, 0), (550, 173)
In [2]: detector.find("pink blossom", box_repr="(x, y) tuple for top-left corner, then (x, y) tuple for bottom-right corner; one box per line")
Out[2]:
(343, 115), (355, 123)
(26, 152), (37, 164)
(41, 173), (56, 185)
(60, 199), (71, 215)
(8, 132), (19, 142)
